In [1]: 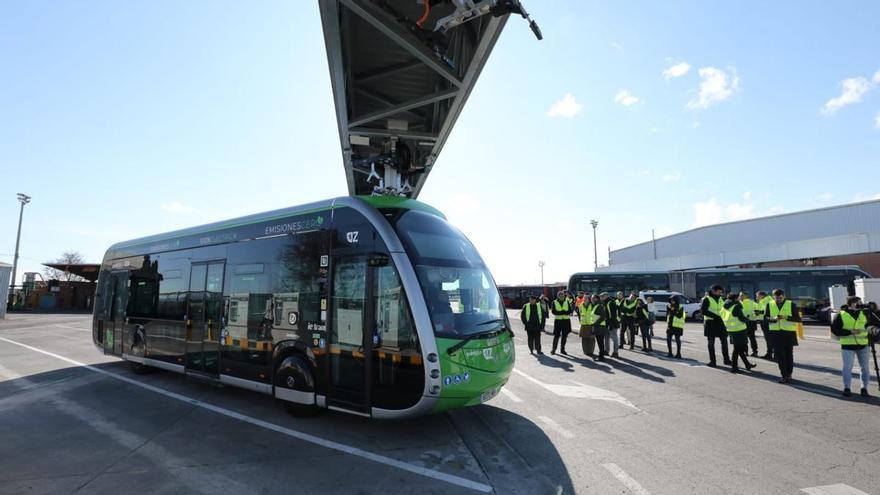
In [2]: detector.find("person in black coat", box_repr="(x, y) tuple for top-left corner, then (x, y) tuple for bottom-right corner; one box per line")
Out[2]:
(521, 295), (545, 355)
(724, 292), (756, 373)
(702, 284), (731, 367)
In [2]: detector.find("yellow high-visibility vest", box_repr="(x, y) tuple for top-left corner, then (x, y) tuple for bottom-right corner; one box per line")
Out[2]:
(721, 303), (747, 333)
(839, 311), (869, 346)
(768, 300), (797, 332)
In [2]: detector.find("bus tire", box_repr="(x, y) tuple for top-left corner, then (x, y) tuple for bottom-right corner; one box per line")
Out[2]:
(275, 353), (320, 417)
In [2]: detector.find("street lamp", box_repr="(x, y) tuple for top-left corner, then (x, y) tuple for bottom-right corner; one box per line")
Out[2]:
(9, 193), (31, 310)
(538, 260), (545, 285)
(590, 220), (598, 270)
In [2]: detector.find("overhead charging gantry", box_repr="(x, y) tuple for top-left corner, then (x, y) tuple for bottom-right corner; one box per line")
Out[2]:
(319, 0), (541, 198)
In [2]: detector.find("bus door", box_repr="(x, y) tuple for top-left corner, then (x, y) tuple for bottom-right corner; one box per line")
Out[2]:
(326, 256), (377, 414)
(185, 261), (225, 376)
(103, 271), (129, 356)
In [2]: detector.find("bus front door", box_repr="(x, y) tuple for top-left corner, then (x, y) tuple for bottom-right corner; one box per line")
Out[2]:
(103, 271), (129, 356)
(327, 257), (375, 415)
(185, 261), (225, 377)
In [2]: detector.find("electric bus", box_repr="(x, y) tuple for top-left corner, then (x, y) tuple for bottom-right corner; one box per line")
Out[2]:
(569, 266), (871, 318)
(92, 196), (513, 419)
(498, 284), (566, 308)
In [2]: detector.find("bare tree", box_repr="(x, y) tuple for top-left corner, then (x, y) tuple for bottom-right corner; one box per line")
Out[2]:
(43, 251), (87, 282)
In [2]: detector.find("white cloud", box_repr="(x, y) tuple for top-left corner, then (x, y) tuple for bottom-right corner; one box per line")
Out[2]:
(821, 77), (871, 115)
(852, 193), (880, 203)
(875, 111), (880, 129)
(691, 121), (701, 128)
(161, 201), (198, 213)
(662, 62), (691, 79)
(874, 70), (880, 84)
(614, 89), (640, 106)
(648, 126), (660, 133)
(815, 192), (834, 203)
(661, 170), (681, 182)
(691, 198), (756, 227)
(742, 191), (752, 201)
(687, 67), (740, 109)
(610, 42), (624, 52)
(547, 93), (583, 118)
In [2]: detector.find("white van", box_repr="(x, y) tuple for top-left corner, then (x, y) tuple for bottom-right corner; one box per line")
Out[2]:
(638, 290), (702, 321)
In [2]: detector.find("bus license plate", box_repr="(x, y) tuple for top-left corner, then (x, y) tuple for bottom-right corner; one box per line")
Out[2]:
(480, 387), (500, 403)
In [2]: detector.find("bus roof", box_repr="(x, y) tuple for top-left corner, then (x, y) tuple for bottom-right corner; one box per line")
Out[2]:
(107, 195), (444, 253)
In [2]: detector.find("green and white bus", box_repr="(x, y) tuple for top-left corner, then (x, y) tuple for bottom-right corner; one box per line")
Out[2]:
(92, 196), (513, 419)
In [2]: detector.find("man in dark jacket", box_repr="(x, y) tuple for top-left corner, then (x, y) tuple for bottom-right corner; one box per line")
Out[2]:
(765, 288), (801, 384)
(830, 296), (872, 397)
(551, 291), (572, 355)
(603, 292), (620, 358)
(592, 294), (608, 361)
(702, 284), (731, 367)
(620, 291), (639, 350)
(521, 295), (545, 355)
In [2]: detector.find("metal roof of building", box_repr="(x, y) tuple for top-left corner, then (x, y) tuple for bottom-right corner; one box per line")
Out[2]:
(605, 199), (880, 272)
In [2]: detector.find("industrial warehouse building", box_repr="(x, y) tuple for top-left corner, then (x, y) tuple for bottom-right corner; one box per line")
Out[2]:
(603, 199), (880, 276)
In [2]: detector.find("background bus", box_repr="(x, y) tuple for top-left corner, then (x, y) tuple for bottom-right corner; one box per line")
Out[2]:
(569, 266), (871, 319)
(497, 284), (567, 308)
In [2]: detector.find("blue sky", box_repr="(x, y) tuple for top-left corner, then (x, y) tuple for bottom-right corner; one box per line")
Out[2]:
(2, 1), (879, 286)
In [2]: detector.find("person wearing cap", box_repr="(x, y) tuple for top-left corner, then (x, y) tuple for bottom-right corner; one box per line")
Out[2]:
(620, 291), (639, 350)
(831, 296), (873, 397)
(551, 291), (572, 355)
(765, 288), (801, 384)
(701, 284), (731, 367)
(521, 295), (545, 355)
(539, 295), (551, 334)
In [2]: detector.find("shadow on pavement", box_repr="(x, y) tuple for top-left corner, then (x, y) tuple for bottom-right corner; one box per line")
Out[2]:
(732, 367), (880, 405)
(0, 362), (577, 494)
(615, 355), (676, 378)
(534, 353), (576, 372)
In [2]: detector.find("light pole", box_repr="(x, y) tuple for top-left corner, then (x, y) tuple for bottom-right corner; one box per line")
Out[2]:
(538, 260), (545, 285)
(590, 220), (598, 269)
(9, 193), (31, 310)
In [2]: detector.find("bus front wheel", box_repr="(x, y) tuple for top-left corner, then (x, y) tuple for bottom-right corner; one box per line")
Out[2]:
(275, 354), (321, 417)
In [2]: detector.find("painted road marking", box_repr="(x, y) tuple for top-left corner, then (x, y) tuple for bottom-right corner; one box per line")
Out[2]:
(499, 387), (523, 403)
(0, 337), (493, 494)
(801, 484), (871, 495)
(537, 415), (574, 439)
(603, 463), (651, 495)
(512, 368), (640, 410)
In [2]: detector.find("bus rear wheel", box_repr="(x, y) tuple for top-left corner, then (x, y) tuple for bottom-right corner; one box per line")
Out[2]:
(275, 354), (321, 417)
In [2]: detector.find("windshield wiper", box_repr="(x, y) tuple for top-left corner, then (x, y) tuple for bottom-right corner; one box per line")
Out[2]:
(446, 323), (505, 355)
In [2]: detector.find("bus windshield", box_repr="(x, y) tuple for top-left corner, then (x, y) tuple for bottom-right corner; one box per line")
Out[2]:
(391, 209), (504, 337)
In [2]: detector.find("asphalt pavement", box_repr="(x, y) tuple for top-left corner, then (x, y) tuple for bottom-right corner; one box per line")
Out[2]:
(0, 312), (878, 495)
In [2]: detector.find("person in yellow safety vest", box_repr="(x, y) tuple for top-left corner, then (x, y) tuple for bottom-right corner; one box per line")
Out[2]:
(722, 292), (757, 373)
(620, 292), (639, 351)
(521, 295), (545, 356)
(551, 291), (572, 355)
(830, 296), (873, 397)
(577, 295), (598, 358)
(666, 296), (685, 358)
(756, 290), (775, 360)
(603, 292), (620, 358)
(739, 291), (760, 357)
(615, 292), (627, 346)
(635, 298), (653, 352)
(765, 288), (801, 384)
(591, 294), (608, 361)
(701, 284), (731, 367)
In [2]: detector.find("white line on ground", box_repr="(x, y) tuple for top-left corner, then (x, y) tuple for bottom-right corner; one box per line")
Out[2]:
(53, 324), (91, 332)
(0, 336), (493, 494)
(512, 368), (640, 410)
(602, 463), (652, 495)
(537, 415), (574, 439)
(801, 484), (871, 495)
(499, 387), (523, 403)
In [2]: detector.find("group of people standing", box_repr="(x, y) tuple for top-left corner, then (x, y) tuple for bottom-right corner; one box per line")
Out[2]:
(520, 290), (685, 362)
(520, 286), (877, 396)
